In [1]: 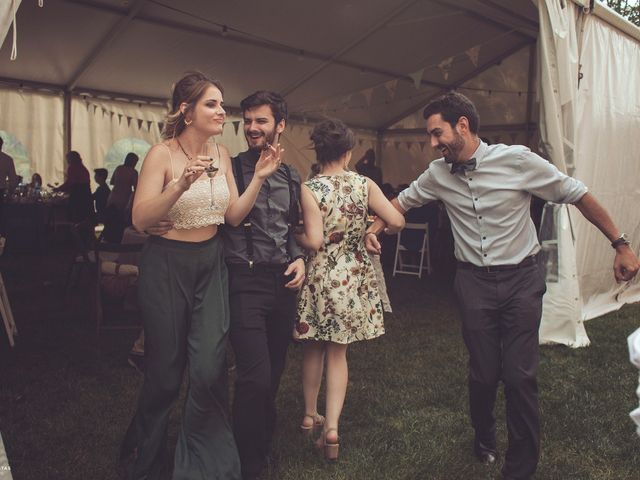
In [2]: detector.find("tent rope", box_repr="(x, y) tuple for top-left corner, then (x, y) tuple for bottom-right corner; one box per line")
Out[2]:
(10, 0), (17, 60)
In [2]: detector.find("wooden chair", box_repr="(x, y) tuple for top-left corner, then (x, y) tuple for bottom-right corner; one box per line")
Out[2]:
(93, 241), (143, 335)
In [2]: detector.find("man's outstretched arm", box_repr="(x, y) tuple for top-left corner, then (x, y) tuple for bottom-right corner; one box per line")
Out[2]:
(573, 192), (640, 282)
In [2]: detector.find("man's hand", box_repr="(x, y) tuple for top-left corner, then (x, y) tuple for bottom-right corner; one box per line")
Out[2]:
(284, 257), (305, 290)
(365, 232), (382, 255)
(141, 219), (174, 236)
(614, 245), (640, 283)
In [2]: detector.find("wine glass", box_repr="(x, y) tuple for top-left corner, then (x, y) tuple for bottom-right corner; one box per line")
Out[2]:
(199, 138), (221, 209)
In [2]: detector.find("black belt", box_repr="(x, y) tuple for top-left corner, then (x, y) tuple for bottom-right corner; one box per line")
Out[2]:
(457, 255), (537, 273)
(227, 262), (288, 273)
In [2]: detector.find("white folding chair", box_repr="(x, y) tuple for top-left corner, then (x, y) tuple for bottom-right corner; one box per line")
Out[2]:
(393, 222), (431, 278)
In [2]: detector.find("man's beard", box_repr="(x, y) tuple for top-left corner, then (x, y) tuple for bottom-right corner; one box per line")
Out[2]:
(440, 133), (465, 163)
(247, 129), (276, 151)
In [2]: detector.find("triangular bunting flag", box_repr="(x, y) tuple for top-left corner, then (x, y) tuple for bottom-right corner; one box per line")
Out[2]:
(93, 105), (98, 114)
(118, 113), (123, 125)
(384, 79), (398, 99)
(158, 121), (164, 132)
(126, 116), (132, 127)
(110, 111), (115, 120)
(409, 68), (424, 90)
(437, 57), (454, 80)
(137, 119), (144, 130)
(465, 45), (481, 67)
(232, 121), (240, 135)
(147, 120), (153, 131)
(101, 107), (108, 117)
(361, 88), (374, 106)
(419, 141), (427, 152)
(406, 142), (413, 150)
(85, 101), (90, 112)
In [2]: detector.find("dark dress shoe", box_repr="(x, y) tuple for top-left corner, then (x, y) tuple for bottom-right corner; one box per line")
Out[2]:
(478, 451), (497, 465)
(474, 438), (498, 466)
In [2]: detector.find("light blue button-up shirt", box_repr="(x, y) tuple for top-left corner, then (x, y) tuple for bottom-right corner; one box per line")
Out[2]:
(397, 141), (588, 266)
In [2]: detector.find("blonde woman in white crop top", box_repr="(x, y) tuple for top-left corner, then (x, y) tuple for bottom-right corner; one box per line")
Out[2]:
(133, 91), (282, 243)
(120, 73), (282, 480)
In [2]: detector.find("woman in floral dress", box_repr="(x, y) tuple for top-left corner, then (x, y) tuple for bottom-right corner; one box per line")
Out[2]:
(294, 118), (405, 461)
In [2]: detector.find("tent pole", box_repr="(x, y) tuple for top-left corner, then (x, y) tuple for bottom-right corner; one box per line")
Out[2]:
(525, 42), (537, 148)
(376, 131), (384, 174)
(63, 91), (71, 155)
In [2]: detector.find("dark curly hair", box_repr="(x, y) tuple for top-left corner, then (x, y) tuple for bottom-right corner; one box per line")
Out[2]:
(310, 118), (355, 165)
(422, 91), (480, 134)
(240, 91), (288, 124)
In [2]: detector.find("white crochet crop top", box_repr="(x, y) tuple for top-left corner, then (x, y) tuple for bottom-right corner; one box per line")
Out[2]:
(162, 144), (230, 229)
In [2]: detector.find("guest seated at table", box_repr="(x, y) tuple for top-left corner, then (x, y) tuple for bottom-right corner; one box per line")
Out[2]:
(0, 137), (19, 234)
(92, 168), (110, 224)
(29, 173), (43, 190)
(56, 151), (93, 223)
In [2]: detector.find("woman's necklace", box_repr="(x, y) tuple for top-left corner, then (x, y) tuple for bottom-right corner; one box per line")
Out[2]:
(176, 138), (194, 161)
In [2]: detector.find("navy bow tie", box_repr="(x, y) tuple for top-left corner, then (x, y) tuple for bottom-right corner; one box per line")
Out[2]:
(450, 158), (477, 174)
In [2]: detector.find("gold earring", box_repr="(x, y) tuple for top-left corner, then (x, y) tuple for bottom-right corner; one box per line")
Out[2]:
(184, 118), (193, 126)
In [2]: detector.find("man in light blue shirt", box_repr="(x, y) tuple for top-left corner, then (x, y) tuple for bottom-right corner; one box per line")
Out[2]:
(366, 92), (639, 480)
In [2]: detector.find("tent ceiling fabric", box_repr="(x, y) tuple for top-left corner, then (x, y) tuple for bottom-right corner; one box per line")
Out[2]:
(1, 0), (539, 130)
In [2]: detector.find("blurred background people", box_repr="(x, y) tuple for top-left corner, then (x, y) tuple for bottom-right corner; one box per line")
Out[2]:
(93, 168), (110, 224)
(355, 148), (383, 188)
(104, 153), (139, 242)
(0, 137), (18, 234)
(56, 151), (92, 223)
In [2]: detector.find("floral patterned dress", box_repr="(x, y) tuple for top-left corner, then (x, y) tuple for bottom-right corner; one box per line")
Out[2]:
(295, 171), (384, 344)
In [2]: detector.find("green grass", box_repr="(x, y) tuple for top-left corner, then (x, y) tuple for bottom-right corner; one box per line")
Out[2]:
(1, 252), (639, 479)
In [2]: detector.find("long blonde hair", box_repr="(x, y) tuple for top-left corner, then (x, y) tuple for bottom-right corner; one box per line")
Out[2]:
(162, 71), (224, 139)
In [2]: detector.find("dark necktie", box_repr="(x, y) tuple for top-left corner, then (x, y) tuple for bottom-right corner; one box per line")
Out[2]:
(450, 158), (477, 175)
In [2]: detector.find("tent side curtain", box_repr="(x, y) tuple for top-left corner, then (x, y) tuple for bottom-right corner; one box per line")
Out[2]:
(536, 0), (585, 346)
(0, 88), (64, 185)
(572, 11), (640, 319)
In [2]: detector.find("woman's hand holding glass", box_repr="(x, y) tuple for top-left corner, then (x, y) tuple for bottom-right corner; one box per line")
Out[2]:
(177, 158), (209, 192)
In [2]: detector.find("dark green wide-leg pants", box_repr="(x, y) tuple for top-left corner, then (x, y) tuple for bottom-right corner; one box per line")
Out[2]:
(120, 235), (240, 480)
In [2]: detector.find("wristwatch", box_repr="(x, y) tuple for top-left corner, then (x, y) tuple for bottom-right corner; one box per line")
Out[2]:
(611, 233), (630, 249)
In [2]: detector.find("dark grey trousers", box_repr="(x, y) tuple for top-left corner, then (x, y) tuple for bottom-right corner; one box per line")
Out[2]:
(120, 235), (240, 480)
(454, 259), (546, 480)
(227, 263), (297, 480)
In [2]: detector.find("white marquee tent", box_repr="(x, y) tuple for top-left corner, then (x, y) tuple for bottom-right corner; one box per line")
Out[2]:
(1, 0), (639, 347)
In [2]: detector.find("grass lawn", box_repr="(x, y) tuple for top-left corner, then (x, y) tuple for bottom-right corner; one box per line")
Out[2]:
(1, 251), (639, 479)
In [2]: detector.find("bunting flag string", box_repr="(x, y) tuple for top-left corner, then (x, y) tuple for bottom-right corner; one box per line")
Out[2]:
(409, 68), (424, 90)
(384, 79), (398, 99)
(361, 88), (374, 106)
(465, 45), (481, 67)
(437, 57), (454, 80)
